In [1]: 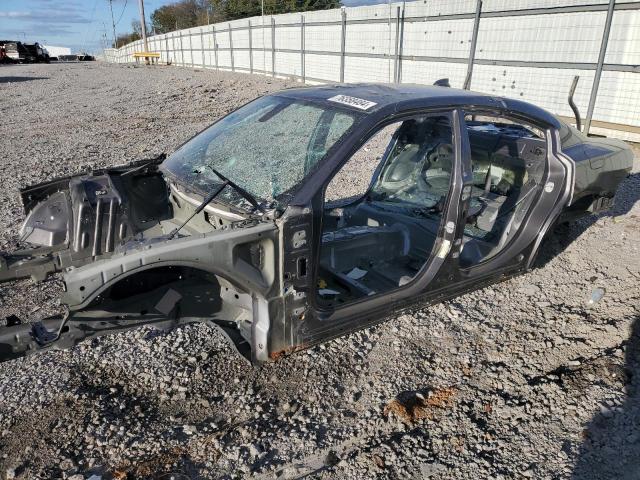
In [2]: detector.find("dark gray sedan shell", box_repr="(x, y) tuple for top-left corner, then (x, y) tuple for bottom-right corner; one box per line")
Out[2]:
(0, 84), (633, 365)
(278, 83), (562, 127)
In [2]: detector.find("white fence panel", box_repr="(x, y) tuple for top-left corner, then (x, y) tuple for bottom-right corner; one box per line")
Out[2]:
(476, 12), (606, 63)
(104, 0), (640, 142)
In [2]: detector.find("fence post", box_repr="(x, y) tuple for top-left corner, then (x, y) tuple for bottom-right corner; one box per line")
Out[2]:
(213, 25), (219, 70)
(200, 28), (205, 67)
(180, 31), (185, 66)
(584, 0), (616, 134)
(172, 34), (176, 65)
(165, 35), (169, 64)
(463, 0), (482, 89)
(249, 20), (254, 74)
(229, 24), (235, 71)
(189, 31), (194, 67)
(340, 8), (347, 82)
(301, 15), (305, 82)
(393, 6), (400, 83)
(397, 4), (405, 83)
(271, 17), (276, 77)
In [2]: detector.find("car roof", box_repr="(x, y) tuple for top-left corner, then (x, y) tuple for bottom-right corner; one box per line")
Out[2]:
(278, 83), (561, 128)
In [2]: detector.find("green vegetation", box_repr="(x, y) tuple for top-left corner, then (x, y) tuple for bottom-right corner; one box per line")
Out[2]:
(115, 21), (143, 47)
(114, 0), (341, 46)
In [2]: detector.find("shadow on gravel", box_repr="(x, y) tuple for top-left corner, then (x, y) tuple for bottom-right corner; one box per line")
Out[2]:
(0, 76), (48, 84)
(610, 172), (640, 217)
(572, 315), (640, 480)
(535, 172), (640, 269)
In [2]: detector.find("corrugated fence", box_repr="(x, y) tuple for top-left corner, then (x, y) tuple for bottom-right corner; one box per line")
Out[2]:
(104, 0), (640, 142)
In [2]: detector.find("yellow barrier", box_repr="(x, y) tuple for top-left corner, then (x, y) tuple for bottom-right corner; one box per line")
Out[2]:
(132, 52), (161, 64)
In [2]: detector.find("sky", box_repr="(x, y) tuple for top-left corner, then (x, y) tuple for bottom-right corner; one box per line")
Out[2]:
(0, 0), (387, 54)
(0, 0), (172, 53)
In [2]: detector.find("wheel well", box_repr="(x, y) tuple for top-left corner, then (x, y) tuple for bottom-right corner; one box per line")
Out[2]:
(82, 265), (255, 362)
(106, 265), (192, 301)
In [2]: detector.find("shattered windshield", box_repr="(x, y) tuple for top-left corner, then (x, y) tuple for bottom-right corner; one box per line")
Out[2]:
(161, 95), (361, 209)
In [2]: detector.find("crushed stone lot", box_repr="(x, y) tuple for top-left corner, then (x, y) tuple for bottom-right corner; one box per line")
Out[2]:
(0, 62), (639, 480)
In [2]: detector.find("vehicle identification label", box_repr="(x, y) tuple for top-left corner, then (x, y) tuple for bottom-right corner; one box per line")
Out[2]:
(327, 95), (377, 111)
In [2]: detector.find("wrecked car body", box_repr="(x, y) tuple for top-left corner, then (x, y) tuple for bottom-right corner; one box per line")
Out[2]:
(0, 84), (633, 364)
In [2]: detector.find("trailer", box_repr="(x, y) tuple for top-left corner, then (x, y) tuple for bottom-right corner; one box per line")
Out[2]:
(0, 41), (50, 63)
(1, 41), (27, 62)
(23, 43), (50, 63)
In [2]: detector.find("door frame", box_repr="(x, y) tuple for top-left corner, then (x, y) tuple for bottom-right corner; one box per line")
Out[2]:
(454, 109), (574, 280)
(298, 108), (467, 342)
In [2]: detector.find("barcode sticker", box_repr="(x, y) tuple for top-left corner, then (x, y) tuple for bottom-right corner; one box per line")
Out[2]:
(327, 95), (377, 111)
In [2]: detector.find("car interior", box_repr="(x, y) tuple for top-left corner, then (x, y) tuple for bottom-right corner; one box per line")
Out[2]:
(315, 113), (547, 307)
(317, 115), (453, 307)
(460, 115), (547, 266)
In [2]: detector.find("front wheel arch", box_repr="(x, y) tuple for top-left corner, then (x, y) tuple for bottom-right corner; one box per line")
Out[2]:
(67, 265), (260, 362)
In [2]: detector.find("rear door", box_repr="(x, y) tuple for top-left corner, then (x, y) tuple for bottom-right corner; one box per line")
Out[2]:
(455, 111), (572, 281)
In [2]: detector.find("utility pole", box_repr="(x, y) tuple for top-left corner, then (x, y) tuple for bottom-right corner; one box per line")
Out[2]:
(138, 0), (149, 52)
(108, 0), (117, 48)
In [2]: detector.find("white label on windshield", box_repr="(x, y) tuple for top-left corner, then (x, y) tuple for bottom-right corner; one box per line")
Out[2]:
(327, 95), (377, 111)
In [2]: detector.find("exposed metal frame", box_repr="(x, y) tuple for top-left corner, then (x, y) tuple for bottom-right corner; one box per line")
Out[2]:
(0, 84), (633, 364)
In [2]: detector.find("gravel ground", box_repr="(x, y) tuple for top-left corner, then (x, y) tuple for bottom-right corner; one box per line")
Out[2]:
(0, 63), (639, 480)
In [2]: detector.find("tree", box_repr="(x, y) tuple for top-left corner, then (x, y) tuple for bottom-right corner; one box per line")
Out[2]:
(131, 20), (142, 36)
(113, 20), (145, 48)
(212, 0), (341, 21)
(121, 0), (342, 46)
(151, 0), (209, 33)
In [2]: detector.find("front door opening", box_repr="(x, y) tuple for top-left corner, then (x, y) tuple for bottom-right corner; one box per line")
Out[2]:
(317, 114), (454, 307)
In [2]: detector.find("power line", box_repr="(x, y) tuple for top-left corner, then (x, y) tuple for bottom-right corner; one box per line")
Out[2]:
(138, 0), (149, 53)
(116, 0), (129, 25)
(108, 0), (117, 47)
(80, 0), (100, 53)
